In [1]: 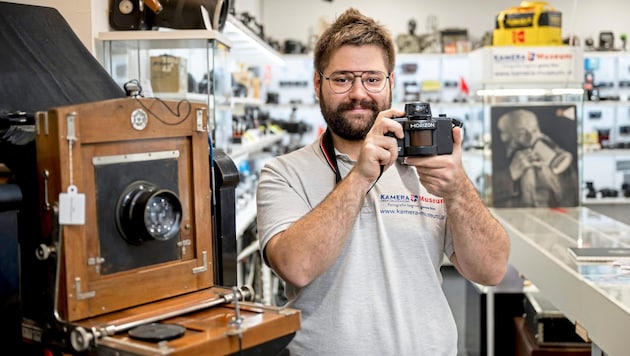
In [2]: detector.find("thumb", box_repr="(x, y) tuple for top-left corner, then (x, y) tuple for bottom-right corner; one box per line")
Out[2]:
(452, 126), (463, 150)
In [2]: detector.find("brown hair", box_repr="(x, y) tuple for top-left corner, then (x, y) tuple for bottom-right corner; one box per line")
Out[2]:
(313, 8), (396, 74)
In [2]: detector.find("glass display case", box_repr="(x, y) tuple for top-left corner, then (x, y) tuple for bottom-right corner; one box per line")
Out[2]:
(493, 206), (630, 356)
(96, 29), (233, 150)
(467, 46), (585, 206)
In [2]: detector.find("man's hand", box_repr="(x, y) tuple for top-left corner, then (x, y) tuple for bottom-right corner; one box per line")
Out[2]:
(355, 108), (405, 183)
(403, 127), (467, 198)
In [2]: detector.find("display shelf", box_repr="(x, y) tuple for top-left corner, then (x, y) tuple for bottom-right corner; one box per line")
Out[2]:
(581, 148), (630, 199)
(582, 196), (630, 205)
(223, 14), (284, 66)
(232, 96), (264, 107)
(229, 132), (284, 161)
(236, 196), (257, 239)
(155, 92), (215, 104)
(96, 29), (231, 48)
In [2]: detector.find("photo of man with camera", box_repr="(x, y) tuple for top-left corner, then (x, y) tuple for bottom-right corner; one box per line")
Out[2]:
(491, 106), (579, 208)
(256, 7), (510, 355)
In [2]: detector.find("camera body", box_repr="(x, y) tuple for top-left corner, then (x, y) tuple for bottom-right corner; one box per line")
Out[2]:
(389, 102), (462, 156)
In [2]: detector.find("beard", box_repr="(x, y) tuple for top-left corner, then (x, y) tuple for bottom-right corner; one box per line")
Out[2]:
(319, 87), (391, 141)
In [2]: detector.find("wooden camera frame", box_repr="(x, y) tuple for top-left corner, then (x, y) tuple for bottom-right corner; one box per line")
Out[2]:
(29, 97), (299, 354)
(36, 97), (213, 321)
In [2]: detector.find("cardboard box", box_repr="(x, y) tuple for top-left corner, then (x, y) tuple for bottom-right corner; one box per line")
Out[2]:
(150, 54), (188, 93)
(493, 1), (562, 46)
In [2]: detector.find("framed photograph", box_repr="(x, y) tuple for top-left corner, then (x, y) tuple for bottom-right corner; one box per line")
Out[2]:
(490, 105), (579, 208)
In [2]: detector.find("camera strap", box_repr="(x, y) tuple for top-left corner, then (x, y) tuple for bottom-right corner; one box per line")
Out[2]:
(319, 128), (384, 188)
(320, 128), (342, 184)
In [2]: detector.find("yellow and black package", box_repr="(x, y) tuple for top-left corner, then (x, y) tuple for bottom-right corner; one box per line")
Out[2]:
(493, 1), (562, 46)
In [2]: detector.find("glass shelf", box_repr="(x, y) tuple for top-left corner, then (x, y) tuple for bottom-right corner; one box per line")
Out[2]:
(96, 29), (232, 149)
(223, 14), (285, 66)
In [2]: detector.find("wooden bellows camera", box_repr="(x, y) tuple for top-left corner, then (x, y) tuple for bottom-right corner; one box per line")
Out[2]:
(26, 97), (299, 355)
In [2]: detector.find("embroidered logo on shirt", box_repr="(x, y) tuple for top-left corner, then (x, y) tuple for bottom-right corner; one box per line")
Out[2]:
(380, 194), (419, 203)
(379, 193), (445, 220)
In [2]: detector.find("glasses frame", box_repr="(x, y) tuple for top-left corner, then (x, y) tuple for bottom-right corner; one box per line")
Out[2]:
(319, 70), (391, 94)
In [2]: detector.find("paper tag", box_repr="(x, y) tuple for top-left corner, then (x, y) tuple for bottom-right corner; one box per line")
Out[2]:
(59, 185), (85, 225)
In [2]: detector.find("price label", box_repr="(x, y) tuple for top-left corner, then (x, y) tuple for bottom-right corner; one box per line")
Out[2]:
(59, 185), (85, 225)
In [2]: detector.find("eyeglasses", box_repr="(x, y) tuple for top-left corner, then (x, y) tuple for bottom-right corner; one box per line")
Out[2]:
(320, 71), (390, 94)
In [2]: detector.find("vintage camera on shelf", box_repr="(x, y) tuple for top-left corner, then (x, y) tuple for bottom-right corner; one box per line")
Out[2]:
(388, 102), (463, 157)
(109, 0), (231, 31)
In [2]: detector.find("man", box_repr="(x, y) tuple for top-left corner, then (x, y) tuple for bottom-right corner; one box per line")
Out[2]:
(256, 8), (510, 355)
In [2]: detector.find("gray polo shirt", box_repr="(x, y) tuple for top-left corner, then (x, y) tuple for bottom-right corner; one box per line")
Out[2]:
(257, 137), (457, 355)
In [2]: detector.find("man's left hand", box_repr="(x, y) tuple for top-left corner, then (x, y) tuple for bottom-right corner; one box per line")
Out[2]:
(403, 127), (467, 198)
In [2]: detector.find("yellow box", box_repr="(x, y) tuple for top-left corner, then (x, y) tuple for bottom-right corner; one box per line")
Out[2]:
(493, 1), (562, 46)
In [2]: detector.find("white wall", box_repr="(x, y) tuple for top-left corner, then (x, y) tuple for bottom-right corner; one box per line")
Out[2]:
(241, 0), (630, 51)
(9, 0), (630, 54)
(7, 0), (95, 50)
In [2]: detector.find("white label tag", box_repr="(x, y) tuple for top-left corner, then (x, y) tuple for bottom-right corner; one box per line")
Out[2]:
(59, 185), (85, 225)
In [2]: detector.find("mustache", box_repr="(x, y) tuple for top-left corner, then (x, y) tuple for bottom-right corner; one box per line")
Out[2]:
(337, 99), (378, 112)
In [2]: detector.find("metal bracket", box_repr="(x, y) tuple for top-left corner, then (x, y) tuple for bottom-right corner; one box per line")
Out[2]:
(177, 239), (191, 256)
(66, 113), (77, 141)
(74, 277), (96, 300)
(195, 107), (206, 132)
(226, 286), (246, 337)
(35, 111), (48, 135)
(192, 251), (208, 274)
(87, 256), (106, 274)
(42, 170), (51, 211)
(87, 257), (105, 266)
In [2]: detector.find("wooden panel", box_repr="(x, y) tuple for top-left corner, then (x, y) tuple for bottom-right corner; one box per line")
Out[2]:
(35, 98), (214, 321)
(91, 304), (300, 355)
(74, 287), (301, 356)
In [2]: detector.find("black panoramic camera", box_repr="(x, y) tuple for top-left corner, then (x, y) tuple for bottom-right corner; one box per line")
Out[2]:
(389, 102), (463, 156)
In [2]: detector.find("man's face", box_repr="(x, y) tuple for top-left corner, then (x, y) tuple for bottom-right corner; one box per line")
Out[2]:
(498, 111), (538, 149)
(315, 44), (393, 141)
(512, 127), (534, 148)
(511, 112), (540, 148)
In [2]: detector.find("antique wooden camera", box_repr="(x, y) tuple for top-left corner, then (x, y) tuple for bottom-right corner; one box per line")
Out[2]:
(21, 97), (299, 355)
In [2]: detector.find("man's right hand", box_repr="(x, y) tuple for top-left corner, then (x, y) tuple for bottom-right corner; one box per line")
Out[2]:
(355, 108), (405, 183)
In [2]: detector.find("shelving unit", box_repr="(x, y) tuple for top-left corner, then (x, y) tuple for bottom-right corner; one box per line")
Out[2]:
(223, 14), (285, 66)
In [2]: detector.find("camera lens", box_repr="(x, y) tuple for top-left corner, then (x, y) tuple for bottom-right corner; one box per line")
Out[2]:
(116, 181), (182, 244)
(144, 191), (182, 241)
(409, 130), (433, 147)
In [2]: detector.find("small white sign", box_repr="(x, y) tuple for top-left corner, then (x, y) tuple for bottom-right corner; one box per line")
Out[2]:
(59, 185), (86, 225)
